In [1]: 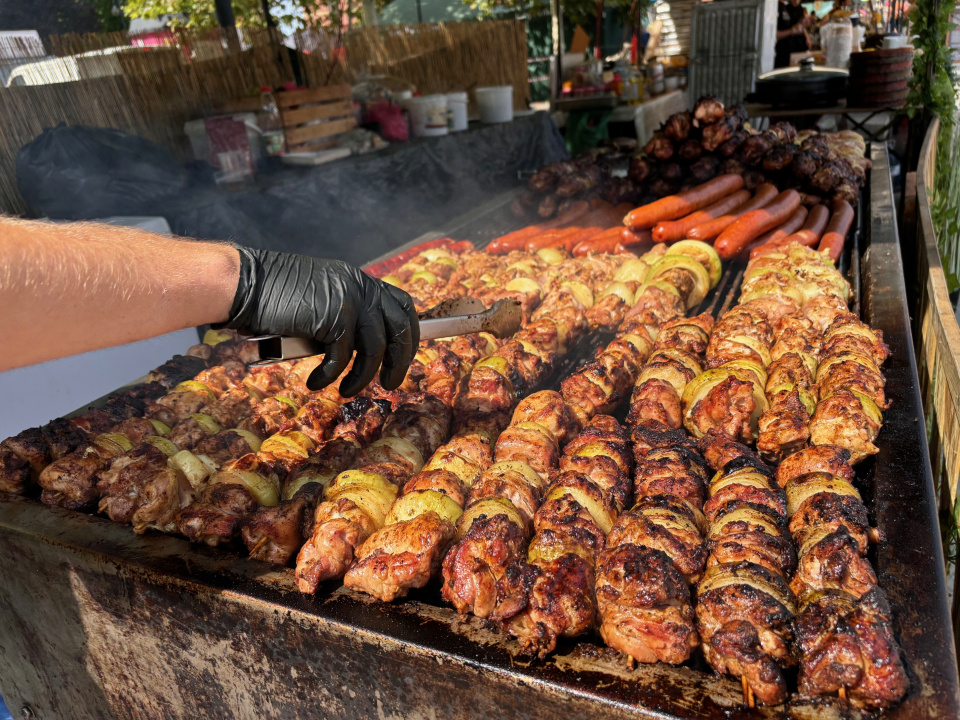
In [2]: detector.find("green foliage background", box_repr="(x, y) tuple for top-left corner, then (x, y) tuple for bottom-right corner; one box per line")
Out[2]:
(906, 0), (959, 291)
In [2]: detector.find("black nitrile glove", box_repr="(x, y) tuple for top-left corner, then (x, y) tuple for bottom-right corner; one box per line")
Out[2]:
(226, 246), (419, 396)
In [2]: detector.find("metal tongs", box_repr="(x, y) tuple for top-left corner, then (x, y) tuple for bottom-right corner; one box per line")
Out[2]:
(253, 297), (522, 362)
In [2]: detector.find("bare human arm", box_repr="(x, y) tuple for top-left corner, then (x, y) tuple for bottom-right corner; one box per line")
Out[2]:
(0, 217), (239, 373)
(0, 217), (419, 395)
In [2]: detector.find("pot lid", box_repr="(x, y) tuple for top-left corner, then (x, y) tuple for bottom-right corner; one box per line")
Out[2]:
(757, 58), (849, 83)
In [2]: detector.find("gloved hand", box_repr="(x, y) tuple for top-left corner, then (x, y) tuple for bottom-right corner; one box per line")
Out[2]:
(225, 246), (419, 396)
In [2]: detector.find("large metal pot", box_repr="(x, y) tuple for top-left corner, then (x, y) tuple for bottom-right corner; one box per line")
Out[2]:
(750, 58), (848, 107)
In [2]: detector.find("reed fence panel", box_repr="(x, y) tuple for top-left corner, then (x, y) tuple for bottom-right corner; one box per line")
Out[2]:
(0, 20), (528, 215)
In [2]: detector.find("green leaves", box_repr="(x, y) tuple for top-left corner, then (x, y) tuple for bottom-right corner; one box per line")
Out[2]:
(121, 0), (359, 30)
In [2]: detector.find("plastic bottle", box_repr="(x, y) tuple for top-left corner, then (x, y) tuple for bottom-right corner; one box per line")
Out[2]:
(259, 87), (286, 156)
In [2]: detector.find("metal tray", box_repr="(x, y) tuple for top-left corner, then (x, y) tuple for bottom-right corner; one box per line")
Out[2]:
(0, 146), (956, 720)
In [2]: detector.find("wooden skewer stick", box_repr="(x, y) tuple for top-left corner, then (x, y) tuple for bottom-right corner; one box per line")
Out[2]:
(627, 655), (636, 670)
(250, 536), (269, 557)
(742, 676), (755, 708)
(839, 686), (847, 701)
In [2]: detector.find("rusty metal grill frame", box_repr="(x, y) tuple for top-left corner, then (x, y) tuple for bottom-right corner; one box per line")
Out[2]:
(0, 146), (956, 720)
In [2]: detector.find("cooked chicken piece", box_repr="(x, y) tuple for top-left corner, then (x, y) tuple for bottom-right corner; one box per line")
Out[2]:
(177, 483), (258, 546)
(678, 137), (704, 162)
(818, 360), (886, 409)
(710, 306), (773, 346)
(596, 544), (697, 664)
(143, 354), (209, 388)
(808, 390), (881, 464)
(694, 95), (725, 125)
(704, 468), (785, 522)
(385, 406), (451, 460)
(688, 376), (756, 443)
(634, 447), (708, 509)
(468, 467), (541, 529)
(344, 511), (456, 602)
(788, 491), (870, 555)
(702, 117), (737, 152)
(655, 315), (714, 356)
(242, 486), (324, 565)
(282, 398), (343, 445)
(765, 353), (813, 392)
(167, 416), (213, 451)
(557, 367), (610, 427)
(644, 133), (675, 161)
(237, 396), (301, 438)
(510, 391), (581, 447)
(200, 388), (256, 428)
(762, 144), (798, 172)
(622, 285), (686, 331)
(1, 427), (52, 482)
(627, 379), (682, 430)
(756, 389), (811, 462)
(790, 529), (877, 602)
(454, 367), (515, 434)
(794, 589), (909, 708)
(193, 364), (244, 395)
(531, 491), (607, 563)
(609, 495), (706, 582)
(801, 294), (850, 332)
(442, 513), (530, 618)
(97, 443), (171, 520)
(737, 135), (773, 166)
(689, 155), (721, 184)
(792, 150), (821, 181)
(775, 444), (854, 487)
(697, 428), (760, 472)
(821, 332), (889, 368)
(191, 430), (254, 467)
(558, 454), (630, 513)
(631, 420), (698, 459)
(504, 553), (597, 657)
(0, 450), (31, 494)
(296, 496), (379, 591)
(494, 340), (546, 390)
(494, 426), (559, 478)
(38, 442), (120, 511)
(696, 562), (796, 706)
(663, 111), (692, 142)
(706, 501), (795, 575)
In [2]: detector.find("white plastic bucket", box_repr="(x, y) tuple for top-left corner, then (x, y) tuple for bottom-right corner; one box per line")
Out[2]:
(446, 91), (468, 132)
(406, 95), (448, 137)
(476, 86), (514, 124)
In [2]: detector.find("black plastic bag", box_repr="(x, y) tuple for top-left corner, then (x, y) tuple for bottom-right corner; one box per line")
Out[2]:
(16, 124), (187, 219)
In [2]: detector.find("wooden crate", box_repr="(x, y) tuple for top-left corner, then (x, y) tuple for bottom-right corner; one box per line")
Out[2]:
(216, 85), (357, 151)
(276, 85), (356, 151)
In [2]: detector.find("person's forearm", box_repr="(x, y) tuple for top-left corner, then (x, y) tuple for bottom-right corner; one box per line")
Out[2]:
(0, 217), (239, 372)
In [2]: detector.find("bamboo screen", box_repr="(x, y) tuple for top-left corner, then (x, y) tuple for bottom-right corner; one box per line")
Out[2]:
(0, 20), (529, 215)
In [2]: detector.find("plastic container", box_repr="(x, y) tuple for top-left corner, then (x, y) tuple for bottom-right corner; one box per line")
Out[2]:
(821, 21), (853, 68)
(184, 113), (261, 165)
(446, 91), (468, 132)
(406, 95), (449, 137)
(259, 87), (286, 156)
(475, 86), (514, 124)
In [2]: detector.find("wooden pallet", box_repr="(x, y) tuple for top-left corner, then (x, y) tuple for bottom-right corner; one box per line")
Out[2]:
(217, 85), (357, 152)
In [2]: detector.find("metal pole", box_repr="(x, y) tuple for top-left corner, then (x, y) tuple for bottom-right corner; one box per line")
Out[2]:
(261, 0), (276, 28)
(214, 0), (236, 27)
(214, 0), (241, 54)
(551, 0), (564, 99)
(416, 0), (423, 23)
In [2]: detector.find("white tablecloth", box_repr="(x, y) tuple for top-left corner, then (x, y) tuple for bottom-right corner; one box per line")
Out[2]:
(611, 89), (689, 143)
(551, 89), (689, 144)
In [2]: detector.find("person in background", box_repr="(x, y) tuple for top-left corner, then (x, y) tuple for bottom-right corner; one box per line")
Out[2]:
(0, 217), (419, 397)
(775, 0), (813, 67)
